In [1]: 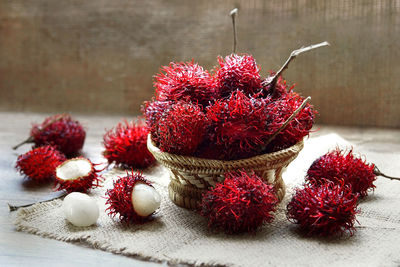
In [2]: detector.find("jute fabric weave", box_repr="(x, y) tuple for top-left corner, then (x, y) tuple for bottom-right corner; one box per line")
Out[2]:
(15, 134), (400, 266)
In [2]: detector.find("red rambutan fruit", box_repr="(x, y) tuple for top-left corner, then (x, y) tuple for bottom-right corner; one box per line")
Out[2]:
(155, 101), (207, 155)
(287, 180), (359, 236)
(265, 92), (315, 152)
(306, 149), (377, 197)
(141, 100), (173, 143)
(55, 157), (103, 193)
(15, 145), (66, 182)
(201, 170), (278, 234)
(103, 120), (155, 169)
(13, 114), (86, 157)
(215, 54), (262, 98)
(261, 75), (294, 100)
(105, 171), (160, 223)
(154, 61), (216, 106)
(206, 90), (270, 160)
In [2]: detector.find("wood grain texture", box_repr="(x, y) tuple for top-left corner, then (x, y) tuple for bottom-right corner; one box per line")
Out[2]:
(0, 0), (399, 127)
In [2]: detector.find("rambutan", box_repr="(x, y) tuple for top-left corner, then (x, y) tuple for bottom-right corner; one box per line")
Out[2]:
(103, 120), (155, 169)
(201, 170), (278, 234)
(105, 171), (160, 223)
(287, 180), (359, 236)
(13, 114), (86, 157)
(154, 61), (216, 106)
(306, 149), (377, 197)
(141, 100), (173, 143)
(55, 157), (103, 193)
(206, 90), (270, 160)
(155, 101), (207, 155)
(15, 145), (66, 182)
(260, 75), (294, 100)
(215, 53), (262, 98)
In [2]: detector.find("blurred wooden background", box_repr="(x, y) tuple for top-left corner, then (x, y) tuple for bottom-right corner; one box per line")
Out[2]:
(0, 0), (399, 127)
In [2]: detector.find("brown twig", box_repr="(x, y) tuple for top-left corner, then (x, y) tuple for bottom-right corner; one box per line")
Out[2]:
(264, 96), (311, 147)
(12, 136), (34, 150)
(230, 8), (238, 54)
(374, 166), (400, 181)
(263, 41), (330, 93)
(8, 191), (67, 212)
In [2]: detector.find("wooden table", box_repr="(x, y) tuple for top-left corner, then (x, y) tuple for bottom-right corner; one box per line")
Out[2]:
(1, 112), (399, 266)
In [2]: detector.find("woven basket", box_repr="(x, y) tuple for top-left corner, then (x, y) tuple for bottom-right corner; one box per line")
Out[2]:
(147, 135), (304, 210)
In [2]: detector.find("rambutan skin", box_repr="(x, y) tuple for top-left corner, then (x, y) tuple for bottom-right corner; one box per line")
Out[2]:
(31, 114), (86, 157)
(306, 149), (377, 197)
(155, 101), (207, 156)
(287, 180), (359, 236)
(15, 145), (66, 182)
(154, 61), (216, 106)
(215, 54), (262, 98)
(103, 120), (155, 169)
(105, 171), (153, 223)
(141, 100), (173, 144)
(201, 170), (278, 234)
(261, 75), (294, 100)
(55, 157), (103, 193)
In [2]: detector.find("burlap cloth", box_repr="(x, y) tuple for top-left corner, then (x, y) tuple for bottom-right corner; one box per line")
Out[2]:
(15, 134), (400, 266)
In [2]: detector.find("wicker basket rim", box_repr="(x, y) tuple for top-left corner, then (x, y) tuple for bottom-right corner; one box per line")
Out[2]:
(147, 134), (304, 166)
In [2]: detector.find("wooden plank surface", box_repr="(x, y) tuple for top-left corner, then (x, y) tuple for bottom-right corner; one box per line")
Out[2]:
(1, 111), (400, 266)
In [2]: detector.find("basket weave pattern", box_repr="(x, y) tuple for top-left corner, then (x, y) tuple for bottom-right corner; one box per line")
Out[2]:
(147, 135), (304, 209)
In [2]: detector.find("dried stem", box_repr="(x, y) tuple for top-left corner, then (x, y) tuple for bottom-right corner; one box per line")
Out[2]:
(230, 8), (238, 54)
(264, 96), (311, 147)
(8, 191), (67, 212)
(263, 41), (330, 92)
(12, 136), (34, 150)
(374, 166), (400, 181)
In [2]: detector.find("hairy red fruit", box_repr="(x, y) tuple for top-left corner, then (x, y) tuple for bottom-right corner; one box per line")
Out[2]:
(215, 54), (262, 98)
(287, 180), (359, 236)
(155, 101), (207, 155)
(55, 157), (103, 193)
(261, 75), (294, 100)
(154, 61), (216, 106)
(105, 171), (153, 223)
(201, 170), (278, 234)
(103, 120), (155, 169)
(265, 92), (315, 152)
(141, 100), (173, 143)
(206, 90), (271, 160)
(16, 114), (86, 157)
(15, 145), (66, 182)
(306, 149), (377, 197)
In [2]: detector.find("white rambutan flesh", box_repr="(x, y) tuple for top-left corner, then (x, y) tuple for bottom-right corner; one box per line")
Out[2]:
(131, 183), (161, 217)
(62, 192), (99, 227)
(56, 158), (92, 181)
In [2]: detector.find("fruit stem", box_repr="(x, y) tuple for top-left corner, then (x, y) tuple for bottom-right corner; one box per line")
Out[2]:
(8, 192), (67, 212)
(374, 166), (400, 181)
(230, 8), (238, 54)
(12, 136), (34, 150)
(263, 41), (330, 92)
(264, 96), (311, 147)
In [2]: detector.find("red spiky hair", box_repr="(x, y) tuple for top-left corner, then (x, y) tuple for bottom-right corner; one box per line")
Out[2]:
(154, 61), (216, 107)
(201, 170), (278, 234)
(103, 120), (155, 169)
(265, 92), (315, 152)
(261, 74), (294, 100)
(155, 101), (207, 155)
(306, 149), (377, 197)
(206, 90), (271, 160)
(30, 114), (86, 157)
(215, 54), (262, 98)
(141, 100), (173, 143)
(15, 145), (66, 182)
(105, 170), (153, 223)
(55, 157), (103, 193)
(287, 180), (359, 236)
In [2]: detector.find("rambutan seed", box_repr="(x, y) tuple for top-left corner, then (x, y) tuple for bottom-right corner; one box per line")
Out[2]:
(201, 170), (278, 234)
(15, 145), (66, 182)
(287, 180), (359, 236)
(55, 157), (103, 193)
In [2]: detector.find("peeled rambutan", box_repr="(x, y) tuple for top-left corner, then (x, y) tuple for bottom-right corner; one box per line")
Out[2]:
(287, 180), (359, 236)
(105, 171), (160, 223)
(13, 114), (86, 157)
(201, 170), (278, 234)
(306, 149), (377, 197)
(154, 61), (216, 106)
(265, 92), (315, 152)
(103, 120), (155, 169)
(15, 145), (66, 182)
(155, 101), (207, 155)
(206, 90), (270, 160)
(215, 53), (262, 98)
(55, 157), (103, 193)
